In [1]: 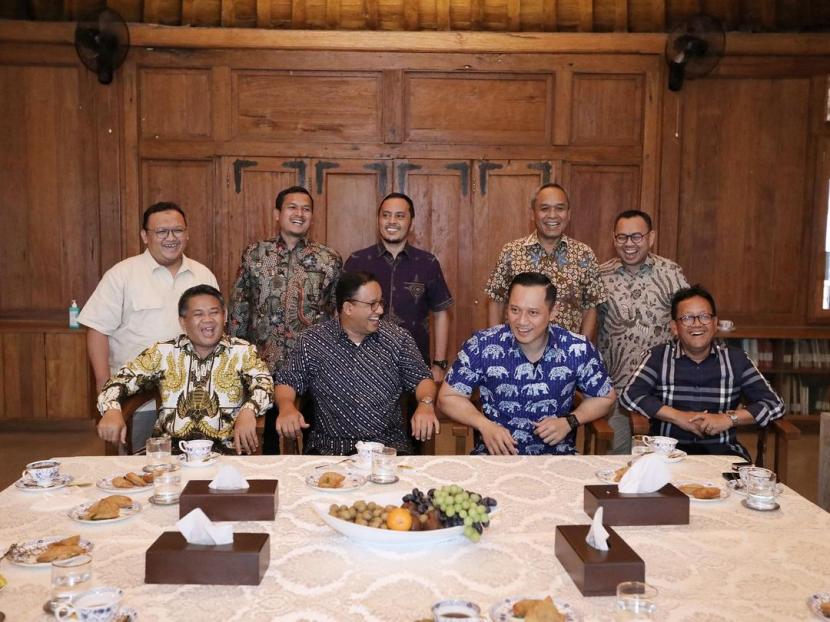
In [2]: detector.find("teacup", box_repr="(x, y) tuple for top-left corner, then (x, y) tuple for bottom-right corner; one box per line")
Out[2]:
(718, 319), (735, 331)
(22, 459), (61, 487)
(179, 439), (213, 461)
(432, 599), (482, 621)
(355, 441), (383, 469)
(54, 586), (123, 622)
(642, 435), (678, 456)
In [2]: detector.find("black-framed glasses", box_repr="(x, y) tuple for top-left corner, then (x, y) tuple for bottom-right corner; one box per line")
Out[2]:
(614, 232), (648, 245)
(678, 313), (714, 327)
(147, 227), (187, 240)
(348, 298), (385, 311)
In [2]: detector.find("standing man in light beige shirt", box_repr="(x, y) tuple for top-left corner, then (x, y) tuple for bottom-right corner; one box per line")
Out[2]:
(78, 202), (218, 451)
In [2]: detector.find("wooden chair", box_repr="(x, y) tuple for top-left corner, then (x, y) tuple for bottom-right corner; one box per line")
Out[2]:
(584, 417), (614, 455)
(818, 412), (829, 511)
(103, 388), (160, 456)
(626, 410), (800, 484)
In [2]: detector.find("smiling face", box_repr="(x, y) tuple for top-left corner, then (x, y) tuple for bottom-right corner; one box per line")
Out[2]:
(506, 284), (556, 355)
(671, 295), (718, 361)
(277, 192), (313, 241)
(179, 294), (226, 356)
(140, 209), (188, 268)
(378, 197), (413, 245)
(614, 215), (655, 270)
(341, 281), (384, 338)
(532, 186), (570, 245)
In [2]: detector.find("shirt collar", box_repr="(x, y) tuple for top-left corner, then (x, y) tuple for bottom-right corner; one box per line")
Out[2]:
(141, 249), (193, 275)
(276, 234), (308, 252)
(504, 324), (562, 362)
(672, 337), (719, 360)
(375, 242), (410, 259)
(334, 318), (379, 346)
(175, 333), (231, 358)
(613, 253), (656, 276)
(523, 231), (568, 254)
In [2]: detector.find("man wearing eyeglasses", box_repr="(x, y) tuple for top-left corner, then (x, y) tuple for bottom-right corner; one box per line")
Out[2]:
(78, 202), (218, 451)
(274, 271), (439, 455)
(620, 285), (785, 460)
(597, 210), (689, 453)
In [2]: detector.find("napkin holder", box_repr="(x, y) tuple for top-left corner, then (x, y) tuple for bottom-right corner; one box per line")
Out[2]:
(583, 484), (689, 526)
(179, 479), (279, 521)
(554, 525), (645, 596)
(145, 532), (269, 585)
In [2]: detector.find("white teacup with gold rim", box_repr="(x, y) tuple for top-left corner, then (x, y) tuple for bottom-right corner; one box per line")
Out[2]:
(179, 439), (213, 462)
(22, 460), (61, 487)
(54, 586), (123, 622)
(642, 435), (678, 456)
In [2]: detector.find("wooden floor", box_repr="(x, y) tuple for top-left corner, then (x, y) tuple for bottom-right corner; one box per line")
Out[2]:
(0, 422), (822, 507)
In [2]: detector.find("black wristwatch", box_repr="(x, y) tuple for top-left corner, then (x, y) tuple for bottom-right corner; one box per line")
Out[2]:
(565, 414), (580, 431)
(432, 359), (449, 370)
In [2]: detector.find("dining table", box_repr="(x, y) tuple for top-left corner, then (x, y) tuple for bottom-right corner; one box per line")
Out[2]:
(0, 453), (828, 621)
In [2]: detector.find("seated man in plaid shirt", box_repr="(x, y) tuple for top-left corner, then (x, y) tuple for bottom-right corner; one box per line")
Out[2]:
(620, 284), (785, 460)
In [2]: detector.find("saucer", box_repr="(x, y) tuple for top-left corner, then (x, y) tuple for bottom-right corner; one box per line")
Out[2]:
(368, 474), (399, 485)
(142, 463), (180, 474)
(116, 607), (138, 622)
(741, 498), (780, 512)
(6, 535), (94, 567)
(726, 479), (784, 496)
(490, 596), (577, 621)
(305, 471), (367, 491)
(15, 474), (73, 492)
(148, 495), (179, 506)
(177, 452), (220, 468)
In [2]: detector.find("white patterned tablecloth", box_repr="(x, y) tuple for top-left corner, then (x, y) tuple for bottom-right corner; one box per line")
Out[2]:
(0, 455), (827, 621)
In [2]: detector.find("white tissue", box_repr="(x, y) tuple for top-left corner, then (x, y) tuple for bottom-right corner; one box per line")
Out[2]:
(618, 453), (671, 494)
(585, 506), (610, 551)
(208, 465), (250, 490)
(176, 508), (233, 545)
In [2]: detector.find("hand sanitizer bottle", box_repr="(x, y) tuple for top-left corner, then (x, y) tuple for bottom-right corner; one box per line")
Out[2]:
(69, 300), (80, 328)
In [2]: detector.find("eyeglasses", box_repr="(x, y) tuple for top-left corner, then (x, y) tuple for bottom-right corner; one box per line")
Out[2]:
(147, 227), (187, 240)
(348, 298), (385, 311)
(614, 232), (648, 245)
(677, 313), (714, 327)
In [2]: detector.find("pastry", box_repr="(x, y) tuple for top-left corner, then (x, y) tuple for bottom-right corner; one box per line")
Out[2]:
(819, 601), (830, 617)
(691, 486), (721, 500)
(36, 543), (85, 562)
(678, 483), (703, 495)
(318, 471), (346, 489)
(513, 597), (564, 622)
(142, 473), (155, 484)
(106, 494), (134, 508)
(83, 498), (119, 520)
(125, 472), (146, 486)
(111, 476), (133, 488)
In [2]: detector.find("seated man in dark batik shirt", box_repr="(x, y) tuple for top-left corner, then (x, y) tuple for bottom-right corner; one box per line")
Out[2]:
(274, 271), (440, 455)
(620, 285), (785, 460)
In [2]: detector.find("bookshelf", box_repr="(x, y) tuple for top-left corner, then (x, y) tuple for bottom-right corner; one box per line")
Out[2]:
(720, 327), (830, 426)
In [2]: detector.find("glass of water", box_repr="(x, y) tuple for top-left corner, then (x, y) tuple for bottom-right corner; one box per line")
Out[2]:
(743, 467), (778, 510)
(152, 467), (182, 504)
(146, 436), (172, 470)
(369, 447), (398, 484)
(615, 581), (658, 620)
(51, 554), (93, 604)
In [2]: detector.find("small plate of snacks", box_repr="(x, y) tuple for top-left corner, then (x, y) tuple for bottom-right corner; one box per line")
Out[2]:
(676, 481), (730, 502)
(490, 595), (577, 621)
(5, 535), (93, 567)
(306, 470), (366, 491)
(97, 472), (153, 493)
(68, 496), (141, 524)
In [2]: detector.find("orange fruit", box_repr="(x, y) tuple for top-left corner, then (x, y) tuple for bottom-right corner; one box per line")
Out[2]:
(386, 507), (413, 531)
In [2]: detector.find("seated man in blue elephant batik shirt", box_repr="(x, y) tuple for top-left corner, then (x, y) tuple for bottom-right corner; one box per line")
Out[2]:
(438, 272), (616, 456)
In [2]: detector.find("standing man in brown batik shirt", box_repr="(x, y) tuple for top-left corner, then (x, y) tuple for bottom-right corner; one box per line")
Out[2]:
(228, 185), (342, 454)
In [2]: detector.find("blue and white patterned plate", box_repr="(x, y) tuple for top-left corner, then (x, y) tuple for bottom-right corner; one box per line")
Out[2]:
(490, 596), (577, 621)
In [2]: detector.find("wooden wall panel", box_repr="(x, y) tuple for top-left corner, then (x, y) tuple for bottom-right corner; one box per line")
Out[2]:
(404, 73), (553, 144)
(675, 77), (811, 325)
(0, 63), (99, 314)
(222, 156), (305, 296)
(564, 163), (641, 263)
(45, 332), (91, 418)
(314, 159), (390, 259)
(139, 68), (213, 139)
(140, 159), (216, 277)
(571, 73), (644, 146)
(1, 333), (46, 419)
(232, 71), (382, 142)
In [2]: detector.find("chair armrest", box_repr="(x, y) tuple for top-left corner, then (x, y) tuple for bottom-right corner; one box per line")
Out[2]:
(772, 418), (801, 440)
(627, 410), (650, 436)
(587, 417), (614, 441)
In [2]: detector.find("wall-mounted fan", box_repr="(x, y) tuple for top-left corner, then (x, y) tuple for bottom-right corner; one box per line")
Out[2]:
(74, 8), (130, 85)
(665, 14), (726, 92)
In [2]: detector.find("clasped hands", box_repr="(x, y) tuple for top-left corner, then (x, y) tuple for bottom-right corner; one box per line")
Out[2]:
(480, 416), (571, 456)
(676, 410), (735, 437)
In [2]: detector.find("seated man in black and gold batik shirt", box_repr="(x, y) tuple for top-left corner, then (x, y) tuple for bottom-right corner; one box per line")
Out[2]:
(96, 285), (273, 455)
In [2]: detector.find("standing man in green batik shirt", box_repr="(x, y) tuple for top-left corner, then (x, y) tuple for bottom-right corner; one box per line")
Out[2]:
(228, 186), (342, 454)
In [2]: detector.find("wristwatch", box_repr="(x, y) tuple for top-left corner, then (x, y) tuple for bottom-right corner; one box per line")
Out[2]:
(565, 414), (580, 431)
(726, 411), (739, 427)
(432, 359), (449, 370)
(419, 396), (435, 406)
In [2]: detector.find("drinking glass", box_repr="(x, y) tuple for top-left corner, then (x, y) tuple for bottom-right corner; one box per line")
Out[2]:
(146, 437), (172, 469)
(743, 467), (778, 509)
(615, 581), (658, 620)
(152, 468), (182, 504)
(369, 447), (398, 484)
(51, 554), (93, 605)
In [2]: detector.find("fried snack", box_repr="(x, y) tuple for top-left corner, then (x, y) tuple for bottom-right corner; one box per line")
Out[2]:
(318, 471), (346, 489)
(125, 472), (147, 486)
(613, 466), (630, 482)
(525, 597), (565, 622)
(56, 535), (80, 546)
(512, 599), (539, 617)
(105, 495), (134, 508)
(678, 483), (703, 496)
(111, 476), (134, 488)
(692, 486), (721, 500)
(142, 473), (154, 484)
(82, 498), (119, 520)
(819, 601), (830, 617)
(36, 543), (85, 562)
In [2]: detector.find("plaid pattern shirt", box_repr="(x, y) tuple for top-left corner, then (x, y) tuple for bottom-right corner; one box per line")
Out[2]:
(619, 340), (785, 460)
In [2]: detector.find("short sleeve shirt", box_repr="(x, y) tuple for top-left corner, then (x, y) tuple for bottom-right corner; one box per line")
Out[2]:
(445, 324), (613, 455)
(485, 233), (607, 334)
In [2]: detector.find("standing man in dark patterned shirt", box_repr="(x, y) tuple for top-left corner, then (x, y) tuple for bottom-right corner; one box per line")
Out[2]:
(274, 271), (440, 455)
(485, 183), (607, 342)
(344, 192), (454, 380)
(620, 285), (785, 460)
(598, 210), (689, 454)
(228, 186), (342, 454)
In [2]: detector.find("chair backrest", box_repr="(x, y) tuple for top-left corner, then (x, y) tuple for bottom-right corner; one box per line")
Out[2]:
(104, 388), (160, 456)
